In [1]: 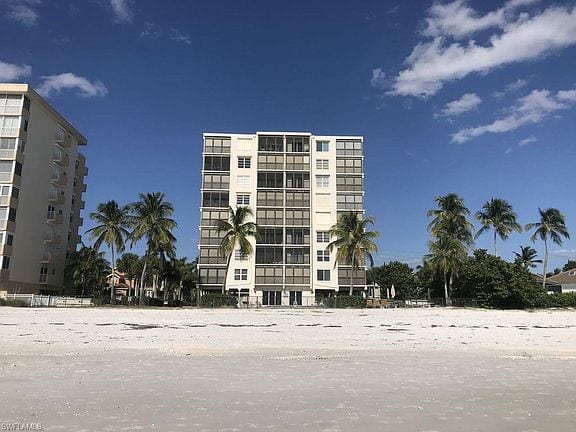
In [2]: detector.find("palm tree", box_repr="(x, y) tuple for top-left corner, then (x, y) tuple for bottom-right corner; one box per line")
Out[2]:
(129, 192), (177, 305)
(513, 246), (542, 269)
(327, 212), (379, 296)
(427, 193), (474, 247)
(526, 208), (570, 288)
(425, 235), (467, 303)
(475, 198), (522, 256)
(215, 206), (259, 295)
(86, 201), (130, 304)
(65, 246), (109, 296)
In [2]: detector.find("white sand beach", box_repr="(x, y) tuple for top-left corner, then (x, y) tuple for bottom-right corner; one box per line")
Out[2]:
(1, 307), (575, 431)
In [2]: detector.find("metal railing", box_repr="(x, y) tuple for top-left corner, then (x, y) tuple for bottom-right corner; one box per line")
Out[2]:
(4, 294), (93, 307)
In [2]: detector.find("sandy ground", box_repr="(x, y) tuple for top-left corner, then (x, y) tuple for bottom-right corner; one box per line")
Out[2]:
(1, 307), (575, 431)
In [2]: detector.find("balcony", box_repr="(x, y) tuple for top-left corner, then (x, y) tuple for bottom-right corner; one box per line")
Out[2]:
(41, 251), (53, 264)
(50, 173), (67, 186)
(0, 220), (16, 232)
(78, 217), (84, 227)
(0, 105), (21, 115)
(48, 189), (65, 205)
(53, 150), (70, 167)
(44, 233), (62, 244)
(0, 269), (9, 282)
(0, 244), (12, 256)
(0, 195), (15, 206)
(0, 149), (17, 160)
(80, 200), (85, 209)
(0, 127), (19, 137)
(46, 213), (63, 225)
(82, 183), (87, 192)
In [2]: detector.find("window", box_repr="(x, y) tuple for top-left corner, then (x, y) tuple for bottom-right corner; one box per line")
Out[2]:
(255, 266), (283, 284)
(14, 162), (22, 176)
(237, 175), (251, 187)
(285, 247), (310, 264)
(285, 155), (310, 170)
(257, 191), (283, 207)
(203, 173), (230, 189)
(262, 290), (282, 306)
(204, 136), (231, 154)
(202, 191), (229, 207)
(236, 194), (250, 205)
(286, 136), (310, 152)
(235, 250), (248, 261)
(11, 187), (18, 199)
(289, 291), (303, 306)
(238, 157), (251, 168)
(257, 172), (283, 188)
(336, 176), (363, 192)
(0, 138), (16, 149)
(285, 266), (310, 284)
(258, 154), (284, 170)
(198, 267), (227, 284)
(285, 191), (309, 207)
(336, 158), (362, 174)
(317, 231), (330, 243)
(256, 246), (283, 264)
(234, 269), (248, 281)
(285, 228), (310, 245)
(316, 175), (329, 188)
(317, 270), (331, 281)
(286, 172), (309, 189)
(8, 208), (16, 222)
(257, 228), (283, 245)
(6, 233), (13, 246)
(1, 256), (10, 270)
(317, 250), (330, 262)
(337, 194), (364, 210)
(23, 96), (30, 112)
(285, 209), (309, 226)
(336, 140), (363, 156)
(204, 155), (230, 171)
(39, 266), (48, 283)
(316, 159), (329, 170)
(0, 186), (9, 196)
(22, 119), (28, 132)
(256, 209), (283, 225)
(316, 141), (329, 152)
(258, 135), (283, 152)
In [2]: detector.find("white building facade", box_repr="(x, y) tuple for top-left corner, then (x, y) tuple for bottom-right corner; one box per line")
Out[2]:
(0, 84), (87, 295)
(198, 132), (365, 306)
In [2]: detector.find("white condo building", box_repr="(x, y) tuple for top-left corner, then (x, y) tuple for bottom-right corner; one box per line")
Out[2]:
(0, 84), (87, 295)
(198, 132), (366, 306)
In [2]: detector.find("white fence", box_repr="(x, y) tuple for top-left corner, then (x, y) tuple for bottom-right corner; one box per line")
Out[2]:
(5, 294), (93, 307)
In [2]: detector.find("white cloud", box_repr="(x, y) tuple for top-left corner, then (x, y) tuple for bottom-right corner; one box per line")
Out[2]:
(492, 77), (529, 99)
(370, 68), (386, 89)
(451, 88), (576, 143)
(518, 135), (537, 147)
(169, 28), (191, 45)
(0, 59), (31, 81)
(551, 249), (576, 258)
(2, 0), (40, 26)
(504, 147), (513, 154)
(109, 0), (132, 23)
(422, 0), (538, 39)
(37, 73), (108, 98)
(140, 21), (161, 39)
(435, 93), (481, 118)
(390, 5), (576, 97)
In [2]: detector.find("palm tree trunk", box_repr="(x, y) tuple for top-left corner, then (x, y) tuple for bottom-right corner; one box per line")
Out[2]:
(139, 257), (148, 306)
(448, 272), (453, 306)
(542, 238), (548, 289)
(110, 245), (116, 305)
(493, 229), (498, 257)
(443, 271), (448, 304)
(222, 253), (232, 294)
(349, 252), (355, 296)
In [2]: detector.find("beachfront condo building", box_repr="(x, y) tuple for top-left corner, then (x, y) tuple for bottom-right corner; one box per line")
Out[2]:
(198, 132), (366, 306)
(0, 84), (87, 295)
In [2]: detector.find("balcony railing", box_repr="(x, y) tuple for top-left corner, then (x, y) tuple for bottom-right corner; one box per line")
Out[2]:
(0, 127), (19, 137)
(46, 213), (63, 224)
(50, 174), (67, 186)
(53, 150), (69, 167)
(0, 106), (21, 115)
(0, 149), (17, 159)
(0, 172), (12, 182)
(41, 252), (52, 263)
(48, 189), (65, 204)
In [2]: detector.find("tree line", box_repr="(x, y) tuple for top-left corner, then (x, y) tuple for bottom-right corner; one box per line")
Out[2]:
(65, 192), (195, 305)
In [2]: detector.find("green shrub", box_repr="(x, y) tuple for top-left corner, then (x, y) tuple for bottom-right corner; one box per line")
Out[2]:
(325, 296), (366, 308)
(200, 294), (237, 307)
(0, 298), (28, 307)
(536, 293), (576, 308)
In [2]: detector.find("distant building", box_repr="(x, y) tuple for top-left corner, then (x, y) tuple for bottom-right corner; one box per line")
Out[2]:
(545, 269), (576, 294)
(0, 84), (87, 295)
(198, 132), (366, 306)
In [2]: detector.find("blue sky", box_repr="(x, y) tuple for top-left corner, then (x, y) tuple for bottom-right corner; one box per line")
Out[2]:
(1, 0), (576, 271)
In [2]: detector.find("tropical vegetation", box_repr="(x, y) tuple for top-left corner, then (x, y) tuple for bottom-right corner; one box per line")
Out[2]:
(327, 212), (379, 296)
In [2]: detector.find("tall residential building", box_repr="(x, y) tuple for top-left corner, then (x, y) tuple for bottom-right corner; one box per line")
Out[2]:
(198, 132), (366, 306)
(0, 84), (87, 295)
